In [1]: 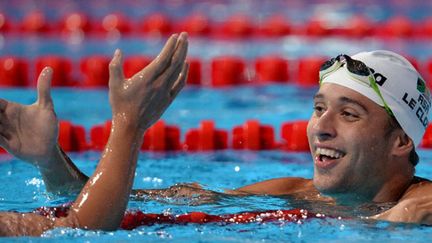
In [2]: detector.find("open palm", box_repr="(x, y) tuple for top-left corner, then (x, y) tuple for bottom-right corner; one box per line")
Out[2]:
(0, 67), (58, 165)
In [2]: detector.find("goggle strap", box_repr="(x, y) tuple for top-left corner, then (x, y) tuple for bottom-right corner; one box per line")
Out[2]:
(368, 76), (394, 116)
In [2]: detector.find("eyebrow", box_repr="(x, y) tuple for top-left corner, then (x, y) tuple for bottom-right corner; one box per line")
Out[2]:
(313, 93), (369, 113)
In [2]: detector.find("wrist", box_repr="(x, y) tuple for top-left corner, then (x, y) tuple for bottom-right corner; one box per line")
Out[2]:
(109, 114), (146, 146)
(111, 113), (148, 134)
(37, 144), (66, 172)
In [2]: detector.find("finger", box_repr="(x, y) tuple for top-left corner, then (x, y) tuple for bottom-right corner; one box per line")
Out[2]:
(138, 33), (179, 80)
(108, 49), (125, 89)
(169, 62), (189, 99)
(160, 32), (189, 88)
(36, 67), (53, 108)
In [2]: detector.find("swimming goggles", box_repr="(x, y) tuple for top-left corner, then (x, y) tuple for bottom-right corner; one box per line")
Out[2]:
(319, 54), (394, 117)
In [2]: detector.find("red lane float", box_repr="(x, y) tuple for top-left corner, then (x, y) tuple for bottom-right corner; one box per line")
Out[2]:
(427, 59), (432, 88)
(257, 15), (291, 37)
(184, 120), (228, 151)
(142, 120), (181, 151)
(121, 208), (320, 229)
(124, 56), (152, 78)
(59, 120), (88, 152)
(281, 121), (310, 152)
(35, 56), (73, 86)
(217, 15), (254, 38)
(211, 56), (247, 86)
(422, 17), (432, 38)
(59, 12), (92, 36)
(90, 120), (180, 151)
(304, 19), (330, 36)
(0, 13), (13, 32)
(89, 121), (111, 150)
(343, 15), (374, 37)
(420, 124), (432, 148)
(186, 58), (202, 85)
(177, 14), (211, 36)
(232, 120), (275, 150)
(3, 56), (432, 88)
(0, 57), (28, 87)
(80, 55), (110, 87)
(8, 11), (432, 39)
(297, 57), (326, 87)
(20, 11), (51, 33)
(139, 13), (172, 36)
(94, 13), (132, 35)
(3, 118), (432, 152)
(33, 204), (323, 230)
(379, 16), (415, 38)
(255, 56), (289, 83)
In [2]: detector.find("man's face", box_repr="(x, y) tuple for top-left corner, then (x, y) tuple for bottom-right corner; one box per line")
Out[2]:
(307, 83), (395, 199)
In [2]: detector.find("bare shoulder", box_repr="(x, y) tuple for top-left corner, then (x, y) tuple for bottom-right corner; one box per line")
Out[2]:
(372, 177), (432, 224)
(400, 176), (432, 199)
(228, 177), (315, 196)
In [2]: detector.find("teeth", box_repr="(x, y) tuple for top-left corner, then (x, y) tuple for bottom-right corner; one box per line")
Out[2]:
(316, 148), (344, 159)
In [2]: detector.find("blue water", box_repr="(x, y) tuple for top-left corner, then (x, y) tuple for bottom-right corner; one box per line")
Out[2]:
(1, 85), (432, 242)
(0, 85), (316, 135)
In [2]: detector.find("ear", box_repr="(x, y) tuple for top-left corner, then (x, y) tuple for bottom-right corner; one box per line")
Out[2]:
(391, 131), (414, 157)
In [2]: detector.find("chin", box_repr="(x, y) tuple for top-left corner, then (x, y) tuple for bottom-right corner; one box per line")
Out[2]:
(313, 174), (347, 195)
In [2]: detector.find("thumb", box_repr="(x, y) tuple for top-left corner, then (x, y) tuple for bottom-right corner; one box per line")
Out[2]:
(36, 66), (53, 108)
(109, 49), (125, 89)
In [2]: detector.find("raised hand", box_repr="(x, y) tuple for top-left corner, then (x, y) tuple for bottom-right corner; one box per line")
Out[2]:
(108, 32), (189, 132)
(0, 67), (59, 166)
(68, 33), (189, 230)
(0, 33), (191, 236)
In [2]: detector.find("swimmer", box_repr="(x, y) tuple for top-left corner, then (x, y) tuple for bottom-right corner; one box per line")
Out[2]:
(0, 32), (189, 236)
(2, 49), (432, 226)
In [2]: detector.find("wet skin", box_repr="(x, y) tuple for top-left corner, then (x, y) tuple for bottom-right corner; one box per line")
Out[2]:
(0, 32), (189, 236)
(232, 84), (432, 223)
(132, 83), (432, 222)
(2, 52), (432, 228)
(307, 83), (414, 203)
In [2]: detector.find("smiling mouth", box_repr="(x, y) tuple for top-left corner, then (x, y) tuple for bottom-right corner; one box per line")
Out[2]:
(315, 147), (345, 166)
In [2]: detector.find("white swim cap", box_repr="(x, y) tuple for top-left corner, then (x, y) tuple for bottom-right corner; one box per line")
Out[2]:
(321, 50), (431, 147)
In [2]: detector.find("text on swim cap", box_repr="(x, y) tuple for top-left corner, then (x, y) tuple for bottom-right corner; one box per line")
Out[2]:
(402, 93), (429, 128)
(368, 68), (387, 86)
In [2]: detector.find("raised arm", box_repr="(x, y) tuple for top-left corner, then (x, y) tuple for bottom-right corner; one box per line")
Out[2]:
(131, 177), (316, 206)
(68, 32), (188, 230)
(0, 32), (189, 236)
(0, 67), (88, 194)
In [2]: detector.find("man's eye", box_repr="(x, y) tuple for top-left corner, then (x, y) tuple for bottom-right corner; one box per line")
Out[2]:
(341, 111), (359, 119)
(313, 105), (325, 115)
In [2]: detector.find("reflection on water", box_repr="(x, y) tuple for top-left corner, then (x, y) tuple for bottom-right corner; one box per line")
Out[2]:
(0, 141), (431, 241)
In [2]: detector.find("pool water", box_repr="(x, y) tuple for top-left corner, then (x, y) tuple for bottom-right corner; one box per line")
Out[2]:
(1, 85), (432, 242)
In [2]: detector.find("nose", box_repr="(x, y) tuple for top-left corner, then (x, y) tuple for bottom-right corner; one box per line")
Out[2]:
(309, 111), (337, 141)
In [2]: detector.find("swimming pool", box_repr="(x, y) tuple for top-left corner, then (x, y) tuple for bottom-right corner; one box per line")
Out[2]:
(1, 84), (432, 241)
(2, 0), (432, 241)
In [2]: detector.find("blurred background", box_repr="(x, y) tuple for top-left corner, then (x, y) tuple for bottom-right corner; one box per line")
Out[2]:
(1, 0), (432, 153)
(1, 0), (432, 87)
